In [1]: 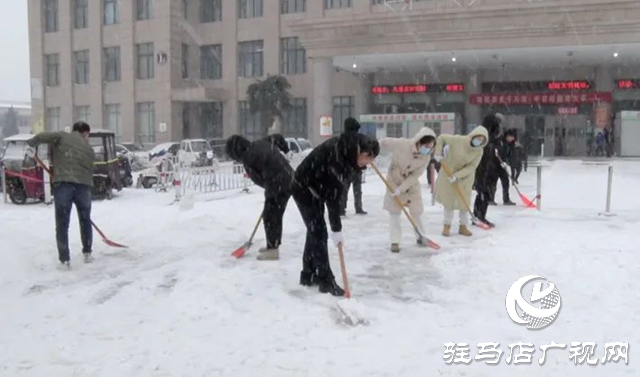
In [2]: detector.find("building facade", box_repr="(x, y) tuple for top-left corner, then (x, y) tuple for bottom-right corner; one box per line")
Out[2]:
(28, 0), (640, 156)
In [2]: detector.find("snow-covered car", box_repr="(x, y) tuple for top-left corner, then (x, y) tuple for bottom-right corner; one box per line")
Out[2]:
(178, 139), (217, 167)
(116, 143), (149, 171)
(285, 137), (313, 165)
(148, 142), (180, 161)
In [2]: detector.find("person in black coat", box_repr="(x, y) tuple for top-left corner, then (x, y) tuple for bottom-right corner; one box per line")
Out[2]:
(340, 118), (367, 216)
(226, 134), (295, 261)
(294, 120), (379, 296)
(492, 128), (516, 206)
(473, 114), (503, 227)
(503, 128), (524, 184)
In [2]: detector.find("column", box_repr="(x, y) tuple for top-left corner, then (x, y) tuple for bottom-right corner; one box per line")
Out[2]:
(311, 57), (333, 145)
(595, 66), (614, 130)
(464, 69), (482, 134)
(355, 73), (372, 118)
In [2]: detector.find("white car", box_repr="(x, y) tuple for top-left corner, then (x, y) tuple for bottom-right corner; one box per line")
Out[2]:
(178, 139), (217, 167)
(285, 138), (313, 165)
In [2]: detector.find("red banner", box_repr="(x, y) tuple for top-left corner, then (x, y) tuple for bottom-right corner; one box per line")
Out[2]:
(470, 92), (612, 106)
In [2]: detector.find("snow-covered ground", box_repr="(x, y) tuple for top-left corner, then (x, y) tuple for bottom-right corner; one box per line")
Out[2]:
(1, 159), (638, 377)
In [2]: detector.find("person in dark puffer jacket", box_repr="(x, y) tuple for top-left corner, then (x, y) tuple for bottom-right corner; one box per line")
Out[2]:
(293, 124), (379, 296)
(226, 134), (295, 261)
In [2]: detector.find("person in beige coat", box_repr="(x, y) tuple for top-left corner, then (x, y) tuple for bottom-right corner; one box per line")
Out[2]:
(380, 127), (437, 253)
(434, 126), (489, 237)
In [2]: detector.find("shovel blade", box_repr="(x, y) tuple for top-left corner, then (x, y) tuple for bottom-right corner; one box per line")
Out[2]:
(101, 238), (128, 248)
(336, 298), (368, 326)
(231, 242), (251, 258)
(519, 193), (537, 208)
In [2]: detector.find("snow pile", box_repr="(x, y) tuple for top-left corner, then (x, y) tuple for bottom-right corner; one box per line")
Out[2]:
(0, 159), (638, 376)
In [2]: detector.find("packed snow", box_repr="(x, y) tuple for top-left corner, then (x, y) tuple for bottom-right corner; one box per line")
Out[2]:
(1, 159), (638, 376)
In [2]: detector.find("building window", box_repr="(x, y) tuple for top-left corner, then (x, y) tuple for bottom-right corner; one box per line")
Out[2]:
(74, 50), (90, 85)
(238, 40), (263, 78)
(201, 102), (223, 139)
(44, 0), (59, 33)
(239, 101), (263, 141)
(136, 0), (152, 20)
(181, 44), (189, 79)
(286, 98), (307, 138)
(136, 42), (155, 80)
(281, 0), (305, 13)
(200, 0), (222, 23)
(137, 102), (155, 144)
(332, 96), (354, 135)
(200, 45), (222, 80)
(238, 0), (263, 19)
(45, 53), (60, 87)
(386, 123), (403, 138)
(74, 0), (88, 29)
(75, 106), (91, 123)
(104, 46), (121, 82)
(280, 37), (306, 75)
(182, 0), (188, 19)
(104, 0), (120, 25)
(325, 0), (351, 9)
(45, 107), (61, 131)
(104, 104), (122, 139)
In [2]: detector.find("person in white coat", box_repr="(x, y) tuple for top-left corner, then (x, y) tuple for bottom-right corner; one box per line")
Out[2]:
(380, 127), (437, 253)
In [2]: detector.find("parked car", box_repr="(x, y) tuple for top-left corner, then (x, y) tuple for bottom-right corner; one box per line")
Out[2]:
(285, 137), (313, 165)
(179, 139), (216, 167)
(148, 142), (180, 161)
(1, 134), (47, 204)
(116, 143), (149, 171)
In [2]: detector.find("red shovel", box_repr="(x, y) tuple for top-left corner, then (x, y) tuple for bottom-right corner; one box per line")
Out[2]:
(34, 155), (128, 248)
(231, 214), (263, 258)
(494, 152), (537, 209)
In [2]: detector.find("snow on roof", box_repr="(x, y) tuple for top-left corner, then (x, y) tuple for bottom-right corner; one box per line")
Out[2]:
(3, 133), (34, 142)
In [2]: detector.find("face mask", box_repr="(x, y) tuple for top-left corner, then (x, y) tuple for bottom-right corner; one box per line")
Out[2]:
(419, 146), (431, 156)
(471, 138), (483, 147)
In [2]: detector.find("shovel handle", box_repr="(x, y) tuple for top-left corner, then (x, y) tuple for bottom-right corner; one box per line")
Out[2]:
(337, 244), (351, 299)
(248, 214), (263, 244)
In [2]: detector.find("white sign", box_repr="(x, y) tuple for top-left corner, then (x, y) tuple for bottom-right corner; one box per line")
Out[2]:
(319, 116), (332, 137)
(621, 111), (640, 121)
(159, 122), (167, 133)
(360, 113), (455, 123)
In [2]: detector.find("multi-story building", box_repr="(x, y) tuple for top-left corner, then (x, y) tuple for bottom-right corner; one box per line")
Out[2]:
(28, 0), (640, 156)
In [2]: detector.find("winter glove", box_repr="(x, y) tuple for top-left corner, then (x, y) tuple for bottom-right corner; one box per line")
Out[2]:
(448, 175), (458, 184)
(25, 146), (36, 158)
(330, 232), (344, 247)
(442, 145), (450, 157)
(501, 162), (508, 170)
(391, 187), (402, 197)
(433, 155), (443, 162)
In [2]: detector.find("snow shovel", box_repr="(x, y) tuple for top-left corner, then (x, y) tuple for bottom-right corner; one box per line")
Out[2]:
(494, 152), (536, 209)
(34, 156), (129, 248)
(335, 243), (368, 326)
(231, 214), (263, 258)
(439, 162), (492, 231)
(370, 162), (441, 250)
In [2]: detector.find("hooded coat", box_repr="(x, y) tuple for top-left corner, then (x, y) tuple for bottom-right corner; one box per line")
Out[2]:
(380, 127), (437, 215)
(434, 126), (489, 211)
(226, 135), (294, 198)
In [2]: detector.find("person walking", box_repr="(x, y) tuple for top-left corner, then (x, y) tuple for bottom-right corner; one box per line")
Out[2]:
(340, 118), (367, 216)
(226, 134), (295, 261)
(434, 126), (488, 237)
(26, 122), (96, 269)
(379, 127), (436, 253)
(293, 118), (379, 296)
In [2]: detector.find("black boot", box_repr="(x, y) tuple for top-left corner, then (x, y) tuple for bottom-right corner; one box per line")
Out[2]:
(318, 277), (345, 297)
(504, 200), (516, 206)
(299, 270), (318, 287)
(355, 209), (367, 215)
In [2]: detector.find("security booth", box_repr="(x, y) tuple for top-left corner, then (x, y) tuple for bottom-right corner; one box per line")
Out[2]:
(617, 111), (640, 157)
(359, 113), (459, 139)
